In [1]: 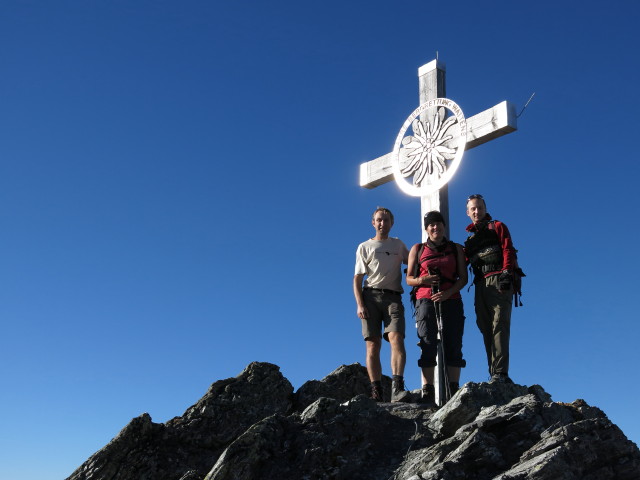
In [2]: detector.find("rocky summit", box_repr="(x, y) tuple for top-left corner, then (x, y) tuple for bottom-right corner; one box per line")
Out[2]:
(67, 362), (640, 480)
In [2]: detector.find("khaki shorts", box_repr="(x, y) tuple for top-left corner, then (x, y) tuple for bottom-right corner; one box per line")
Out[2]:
(361, 289), (406, 341)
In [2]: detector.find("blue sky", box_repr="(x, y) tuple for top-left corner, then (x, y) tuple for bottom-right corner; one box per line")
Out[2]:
(1, 2), (639, 479)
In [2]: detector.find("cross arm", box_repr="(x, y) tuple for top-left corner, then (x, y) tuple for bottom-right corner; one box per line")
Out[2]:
(359, 100), (518, 189)
(464, 100), (517, 150)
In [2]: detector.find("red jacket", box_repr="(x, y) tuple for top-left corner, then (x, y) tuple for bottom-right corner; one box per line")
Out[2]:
(465, 213), (517, 277)
(416, 241), (462, 300)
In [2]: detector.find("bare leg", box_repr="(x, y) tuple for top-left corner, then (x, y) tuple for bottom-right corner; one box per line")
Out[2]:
(387, 332), (406, 376)
(421, 366), (435, 385)
(447, 366), (461, 383)
(365, 337), (382, 382)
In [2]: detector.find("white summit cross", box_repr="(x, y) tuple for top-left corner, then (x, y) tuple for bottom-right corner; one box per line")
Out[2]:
(359, 58), (518, 240)
(358, 58), (518, 405)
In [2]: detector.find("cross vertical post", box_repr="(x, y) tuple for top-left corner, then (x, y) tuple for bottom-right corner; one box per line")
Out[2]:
(357, 57), (518, 406)
(418, 60), (449, 241)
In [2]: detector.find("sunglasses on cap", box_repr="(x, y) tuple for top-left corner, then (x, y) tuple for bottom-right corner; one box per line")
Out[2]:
(467, 194), (484, 201)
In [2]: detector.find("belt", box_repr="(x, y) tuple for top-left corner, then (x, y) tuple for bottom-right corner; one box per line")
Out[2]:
(363, 287), (402, 295)
(480, 264), (502, 274)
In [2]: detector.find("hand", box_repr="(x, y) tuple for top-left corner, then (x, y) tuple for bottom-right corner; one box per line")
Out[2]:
(420, 274), (440, 286)
(431, 289), (452, 303)
(498, 271), (511, 293)
(357, 305), (369, 319)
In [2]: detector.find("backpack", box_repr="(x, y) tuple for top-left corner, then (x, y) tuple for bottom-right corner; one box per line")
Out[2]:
(466, 220), (525, 307)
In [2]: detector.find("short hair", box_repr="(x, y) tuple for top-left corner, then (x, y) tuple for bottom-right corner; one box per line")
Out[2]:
(466, 194), (486, 208)
(372, 206), (394, 222)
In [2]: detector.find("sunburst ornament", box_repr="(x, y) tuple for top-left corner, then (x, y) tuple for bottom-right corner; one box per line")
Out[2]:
(391, 98), (467, 197)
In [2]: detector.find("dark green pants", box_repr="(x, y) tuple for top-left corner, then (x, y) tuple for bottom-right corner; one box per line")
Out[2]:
(474, 274), (513, 376)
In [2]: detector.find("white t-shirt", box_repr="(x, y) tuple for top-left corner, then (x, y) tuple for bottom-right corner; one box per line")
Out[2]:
(354, 237), (409, 293)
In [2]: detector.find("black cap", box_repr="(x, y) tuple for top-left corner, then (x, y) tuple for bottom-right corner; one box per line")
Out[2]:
(424, 211), (446, 228)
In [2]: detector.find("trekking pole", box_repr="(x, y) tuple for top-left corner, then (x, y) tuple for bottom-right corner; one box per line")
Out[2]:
(431, 276), (451, 406)
(435, 299), (451, 404)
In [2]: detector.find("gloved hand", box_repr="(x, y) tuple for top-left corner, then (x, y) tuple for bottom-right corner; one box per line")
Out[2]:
(498, 271), (512, 291)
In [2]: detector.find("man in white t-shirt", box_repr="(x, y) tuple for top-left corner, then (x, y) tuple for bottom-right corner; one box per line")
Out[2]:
(353, 207), (410, 402)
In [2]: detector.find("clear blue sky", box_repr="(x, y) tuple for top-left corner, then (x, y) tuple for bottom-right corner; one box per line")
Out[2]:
(1, 2), (639, 479)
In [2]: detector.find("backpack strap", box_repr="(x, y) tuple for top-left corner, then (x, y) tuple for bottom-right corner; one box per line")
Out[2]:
(412, 242), (427, 278)
(409, 243), (426, 312)
(419, 240), (458, 283)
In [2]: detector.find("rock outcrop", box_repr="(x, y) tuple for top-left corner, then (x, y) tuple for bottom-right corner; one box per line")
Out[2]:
(66, 362), (640, 480)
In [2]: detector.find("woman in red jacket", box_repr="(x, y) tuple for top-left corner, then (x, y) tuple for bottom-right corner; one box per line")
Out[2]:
(406, 211), (468, 405)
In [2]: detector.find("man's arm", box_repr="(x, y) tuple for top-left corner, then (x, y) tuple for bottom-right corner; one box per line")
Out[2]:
(405, 244), (420, 287)
(353, 274), (368, 319)
(494, 221), (517, 293)
(495, 221), (517, 271)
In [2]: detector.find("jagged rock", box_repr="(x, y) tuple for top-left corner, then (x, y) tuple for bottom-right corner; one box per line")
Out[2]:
(66, 363), (640, 480)
(396, 386), (639, 480)
(177, 471), (200, 480)
(496, 413), (640, 480)
(427, 381), (549, 438)
(206, 395), (423, 480)
(293, 362), (393, 409)
(66, 362), (293, 480)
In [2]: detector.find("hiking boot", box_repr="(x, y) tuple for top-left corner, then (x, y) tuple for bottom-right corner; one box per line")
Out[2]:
(391, 376), (410, 403)
(419, 384), (436, 406)
(370, 382), (383, 402)
(489, 373), (513, 384)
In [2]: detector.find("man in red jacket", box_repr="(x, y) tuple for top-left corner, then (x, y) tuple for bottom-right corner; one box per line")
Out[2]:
(464, 194), (517, 384)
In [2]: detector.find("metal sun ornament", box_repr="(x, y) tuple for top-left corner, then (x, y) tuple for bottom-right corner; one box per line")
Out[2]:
(391, 98), (467, 197)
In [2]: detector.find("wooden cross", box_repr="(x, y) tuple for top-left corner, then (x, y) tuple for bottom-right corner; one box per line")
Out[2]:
(358, 58), (518, 404)
(359, 59), (518, 241)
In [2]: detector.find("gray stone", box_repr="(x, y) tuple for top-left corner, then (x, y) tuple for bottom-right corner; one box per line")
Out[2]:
(206, 394), (418, 480)
(396, 386), (640, 480)
(65, 363), (640, 480)
(293, 362), (394, 409)
(66, 362), (293, 480)
(427, 381), (538, 438)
